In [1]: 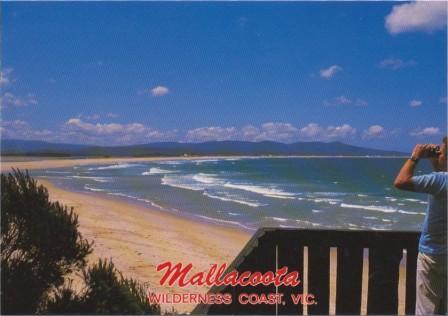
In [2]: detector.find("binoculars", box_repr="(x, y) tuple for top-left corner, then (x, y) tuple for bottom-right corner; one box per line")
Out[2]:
(427, 145), (441, 158)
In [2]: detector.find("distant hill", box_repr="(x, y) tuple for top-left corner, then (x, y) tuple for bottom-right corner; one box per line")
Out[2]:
(1, 139), (405, 157)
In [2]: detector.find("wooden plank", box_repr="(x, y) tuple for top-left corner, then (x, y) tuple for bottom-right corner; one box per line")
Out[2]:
(367, 243), (403, 314)
(307, 242), (331, 315)
(236, 235), (278, 315)
(277, 241), (303, 315)
(335, 246), (364, 315)
(405, 246), (418, 315)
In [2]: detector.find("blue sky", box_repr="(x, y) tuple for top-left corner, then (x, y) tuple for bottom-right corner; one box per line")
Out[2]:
(1, 1), (446, 151)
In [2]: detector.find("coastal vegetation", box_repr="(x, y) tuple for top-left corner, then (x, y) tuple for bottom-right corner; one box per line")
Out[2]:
(1, 169), (160, 314)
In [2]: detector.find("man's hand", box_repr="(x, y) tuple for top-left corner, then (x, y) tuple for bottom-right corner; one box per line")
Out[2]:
(394, 145), (424, 191)
(411, 144), (427, 159)
(411, 144), (437, 160)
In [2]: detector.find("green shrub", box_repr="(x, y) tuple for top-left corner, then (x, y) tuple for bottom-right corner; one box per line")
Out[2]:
(1, 170), (160, 315)
(46, 259), (160, 315)
(1, 169), (92, 314)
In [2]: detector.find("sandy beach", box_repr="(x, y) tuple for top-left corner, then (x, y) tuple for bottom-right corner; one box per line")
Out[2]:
(36, 178), (251, 313)
(1, 156), (214, 172)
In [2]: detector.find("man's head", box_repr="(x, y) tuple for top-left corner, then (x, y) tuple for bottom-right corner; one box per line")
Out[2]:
(431, 136), (447, 172)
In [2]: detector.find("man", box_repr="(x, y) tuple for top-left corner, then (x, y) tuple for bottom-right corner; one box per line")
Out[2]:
(394, 137), (447, 315)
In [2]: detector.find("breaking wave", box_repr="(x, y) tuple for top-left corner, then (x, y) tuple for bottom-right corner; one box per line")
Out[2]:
(142, 167), (178, 175)
(88, 163), (143, 170)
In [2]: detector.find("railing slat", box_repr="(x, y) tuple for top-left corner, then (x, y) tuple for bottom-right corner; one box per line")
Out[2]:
(307, 243), (331, 315)
(336, 246), (364, 315)
(367, 243), (403, 314)
(238, 236), (277, 315)
(405, 245), (418, 315)
(277, 242), (303, 315)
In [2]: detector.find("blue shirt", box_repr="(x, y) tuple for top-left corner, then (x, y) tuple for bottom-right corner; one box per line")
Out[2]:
(411, 172), (447, 255)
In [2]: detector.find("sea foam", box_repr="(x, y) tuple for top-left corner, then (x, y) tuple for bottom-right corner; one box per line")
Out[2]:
(340, 203), (398, 213)
(72, 175), (111, 183)
(142, 167), (177, 175)
(83, 185), (105, 192)
(161, 175), (204, 191)
(88, 163), (142, 170)
(203, 192), (263, 208)
(223, 182), (297, 199)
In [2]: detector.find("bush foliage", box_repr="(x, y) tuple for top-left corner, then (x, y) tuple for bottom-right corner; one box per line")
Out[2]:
(46, 259), (160, 314)
(1, 169), (160, 314)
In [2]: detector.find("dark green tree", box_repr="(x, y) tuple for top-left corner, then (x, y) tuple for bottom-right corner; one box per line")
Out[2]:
(1, 169), (93, 314)
(1, 169), (160, 315)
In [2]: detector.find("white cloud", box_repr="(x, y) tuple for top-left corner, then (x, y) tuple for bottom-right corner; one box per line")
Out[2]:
(327, 124), (357, 139)
(66, 118), (146, 136)
(185, 122), (300, 143)
(1, 120), (30, 130)
(85, 114), (101, 121)
(0, 68), (13, 86)
(319, 65), (342, 80)
(299, 123), (322, 138)
(78, 113), (120, 121)
(409, 99), (423, 107)
(1, 117), (178, 145)
(150, 86), (169, 97)
(63, 118), (177, 144)
(335, 95), (351, 105)
(385, 1), (447, 34)
(299, 123), (356, 140)
(1, 92), (38, 108)
(107, 112), (119, 118)
(379, 58), (416, 70)
(410, 127), (441, 137)
(1, 119), (385, 145)
(323, 96), (368, 107)
(363, 125), (385, 139)
(185, 122), (357, 143)
(0, 68), (39, 109)
(241, 125), (260, 139)
(0, 120), (54, 140)
(255, 122), (299, 142)
(324, 96), (351, 106)
(355, 99), (369, 107)
(185, 126), (238, 142)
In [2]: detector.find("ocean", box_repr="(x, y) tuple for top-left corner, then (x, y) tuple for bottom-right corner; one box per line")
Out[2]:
(32, 157), (432, 232)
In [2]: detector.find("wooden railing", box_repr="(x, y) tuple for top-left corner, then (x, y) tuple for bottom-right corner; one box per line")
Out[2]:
(193, 228), (420, 315)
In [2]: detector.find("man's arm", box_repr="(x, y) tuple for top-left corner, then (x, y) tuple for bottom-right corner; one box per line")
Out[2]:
(394, 144), (428, 191)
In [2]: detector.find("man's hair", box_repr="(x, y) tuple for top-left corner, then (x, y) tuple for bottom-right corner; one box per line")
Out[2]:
(444, 136), (447, 145)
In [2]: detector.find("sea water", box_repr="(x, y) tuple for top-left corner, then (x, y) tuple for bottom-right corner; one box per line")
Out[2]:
(32, 157), (433, 232)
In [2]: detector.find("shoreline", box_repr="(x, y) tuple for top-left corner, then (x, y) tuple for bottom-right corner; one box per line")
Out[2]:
(49, 176), (257, 234)
(36, 178), (251, 314)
